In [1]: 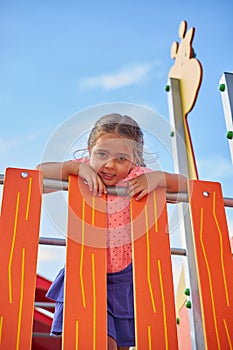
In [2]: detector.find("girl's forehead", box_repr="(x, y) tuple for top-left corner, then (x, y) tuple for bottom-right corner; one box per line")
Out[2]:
(93, 134), (134, 153)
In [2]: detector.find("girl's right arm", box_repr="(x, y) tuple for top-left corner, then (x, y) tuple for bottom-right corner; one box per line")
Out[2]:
(36, 161), (106, 195)
(36, 161), (80, 180)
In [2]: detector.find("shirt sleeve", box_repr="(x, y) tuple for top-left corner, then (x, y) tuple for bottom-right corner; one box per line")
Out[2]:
(120, 165), (152, 183)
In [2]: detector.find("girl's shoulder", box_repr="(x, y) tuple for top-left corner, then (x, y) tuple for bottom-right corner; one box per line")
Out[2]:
(125, 165), (152, 181)
(73, 157), (89, 164)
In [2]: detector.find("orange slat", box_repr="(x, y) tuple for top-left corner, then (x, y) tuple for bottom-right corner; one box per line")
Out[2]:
(0, 168), (42, 350)
(189, 180), (233, 349)
(131, 188), (178, 349)
(62, 175), (107, 350)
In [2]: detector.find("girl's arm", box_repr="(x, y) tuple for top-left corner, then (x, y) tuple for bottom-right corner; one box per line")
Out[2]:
(36, 161), (106, 195)
(36, 161), (80, 180)
(127, 171), (187, 200)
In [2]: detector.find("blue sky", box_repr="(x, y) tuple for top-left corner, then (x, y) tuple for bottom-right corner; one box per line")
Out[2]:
(1, 0), (233, 281)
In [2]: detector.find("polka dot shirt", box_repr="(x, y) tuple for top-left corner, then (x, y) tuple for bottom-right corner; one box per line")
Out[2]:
(76, 158), (152, 273)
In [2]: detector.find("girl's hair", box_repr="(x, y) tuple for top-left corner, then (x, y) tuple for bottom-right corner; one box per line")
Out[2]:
(87, 113), (146, 166)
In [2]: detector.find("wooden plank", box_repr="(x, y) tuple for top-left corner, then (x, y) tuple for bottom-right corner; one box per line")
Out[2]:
(189, 180), (233, 349)
(0, 168), (42, 350)
(131, 188), (178, 349)
(62, 175), (107, 349)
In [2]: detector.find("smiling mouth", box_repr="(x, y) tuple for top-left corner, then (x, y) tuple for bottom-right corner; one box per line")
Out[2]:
(100, 172), (116, 180)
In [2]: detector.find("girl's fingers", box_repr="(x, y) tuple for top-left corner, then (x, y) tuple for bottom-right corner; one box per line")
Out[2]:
(92, 179), (98, 196)
(128, 184), (143, 198)
(127, 180), (149, 200)
(84, 177), (93, 192)
(97, 176), (106, 196)
(83, 175), (97, 194)
(136, 189), (148, 200)
(89, 175), (106, 196)
(84, 177), (106, 197)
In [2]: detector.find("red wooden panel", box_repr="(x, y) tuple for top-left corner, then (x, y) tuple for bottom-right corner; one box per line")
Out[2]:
(131, 188), (178, 349)
(62, 175), (107, 350)
(189, 180), (233, 349)
(0, 168), (42, 350)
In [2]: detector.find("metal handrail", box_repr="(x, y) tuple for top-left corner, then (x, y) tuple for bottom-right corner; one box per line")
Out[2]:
(32, 332), (62, 338)
(1, 173), (233, 206)
(38, 236), (187, 256)
(34, 302), (56, 308)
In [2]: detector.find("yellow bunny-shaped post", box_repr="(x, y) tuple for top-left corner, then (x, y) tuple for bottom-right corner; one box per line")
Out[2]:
(167, 20), (205, 350)
(168, 20), (203, 179)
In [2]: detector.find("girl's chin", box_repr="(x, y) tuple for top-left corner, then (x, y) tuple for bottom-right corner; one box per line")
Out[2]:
(102, 179), (118, 186)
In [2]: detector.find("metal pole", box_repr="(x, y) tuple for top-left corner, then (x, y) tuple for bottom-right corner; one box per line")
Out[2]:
(219, 72), (233, 164)
(38, 236), (187, 256)
(32, 332), (62, 338)
(1, 173), (233, 206)
(167, 77), (205, 349)
(34, 302), (56, 308)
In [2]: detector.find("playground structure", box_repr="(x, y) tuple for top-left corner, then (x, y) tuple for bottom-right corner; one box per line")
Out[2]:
(0, 20), (233, 349)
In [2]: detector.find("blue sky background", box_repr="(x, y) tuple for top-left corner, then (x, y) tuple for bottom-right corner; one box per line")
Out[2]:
(1, 0), (233, 283)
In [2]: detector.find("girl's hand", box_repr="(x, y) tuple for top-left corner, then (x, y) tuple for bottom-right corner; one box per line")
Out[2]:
(127, 171), (166, 200)
(127, 171), (187, 200)
(78, 163), (106, 196)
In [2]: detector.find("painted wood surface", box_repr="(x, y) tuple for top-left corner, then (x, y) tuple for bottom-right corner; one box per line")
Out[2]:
(131, 188), (178, 349)
(189, 180), (233, 349)
(0, 168), (42, 350)
(62, 175), (107, 349)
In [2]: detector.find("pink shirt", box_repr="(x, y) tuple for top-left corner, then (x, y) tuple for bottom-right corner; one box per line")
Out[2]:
(77, 158), (151, 273)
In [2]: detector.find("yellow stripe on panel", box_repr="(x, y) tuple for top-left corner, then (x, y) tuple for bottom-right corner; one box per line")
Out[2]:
(153, 191), (158, 233)
(76, 320), (79, 350)
(199, 207), (220, 349)
(223, 319), (233, 350)
(0, 316), (3, 346)
(25, 177), (32, 220)
(213, 192), (229, 306)
(148, 324), (152, 350)
(92, 253), (96, 350)
(130, 199), (134, 242)
(158, 259), (168, 350)
(16, 248), (25, 350)
(8, 191), (20, 304)
(145, 205), (156, 313)
(80, 198), (86, 308)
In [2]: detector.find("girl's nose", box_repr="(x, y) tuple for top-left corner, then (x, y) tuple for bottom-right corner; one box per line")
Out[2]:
(104, 158), (116, 168)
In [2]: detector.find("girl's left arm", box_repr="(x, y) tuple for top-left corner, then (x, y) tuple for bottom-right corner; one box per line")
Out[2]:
(127, 171), (187, 200)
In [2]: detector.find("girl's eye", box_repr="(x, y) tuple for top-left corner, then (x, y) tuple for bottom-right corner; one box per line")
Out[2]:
(118, 156), (127, 161)
(96, 151), (108, 159)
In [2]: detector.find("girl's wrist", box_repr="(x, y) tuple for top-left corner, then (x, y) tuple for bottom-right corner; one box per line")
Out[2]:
(154, 171), (167, 188)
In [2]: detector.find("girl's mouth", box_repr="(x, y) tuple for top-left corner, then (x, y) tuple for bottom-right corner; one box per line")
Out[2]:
(100, 172), (116, 181)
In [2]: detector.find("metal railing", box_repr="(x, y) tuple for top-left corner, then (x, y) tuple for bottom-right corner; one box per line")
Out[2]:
(1, 173), (233, 206)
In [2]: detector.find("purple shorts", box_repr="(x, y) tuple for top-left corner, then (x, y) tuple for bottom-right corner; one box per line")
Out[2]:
(46, 264), (135, 346)
(107, 263), (135, 346)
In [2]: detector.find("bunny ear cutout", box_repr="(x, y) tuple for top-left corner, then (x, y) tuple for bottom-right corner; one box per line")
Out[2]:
(171, 41), (178, 59)
(179, 20), (187, 39)
(186, 27), (195, 45)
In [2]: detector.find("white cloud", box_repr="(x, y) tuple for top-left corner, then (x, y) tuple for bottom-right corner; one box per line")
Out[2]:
(0, 136), (19, 154)
(0, 131), (46, 155)
(78, 62), (159, 90)
(38, 249), (56, 262)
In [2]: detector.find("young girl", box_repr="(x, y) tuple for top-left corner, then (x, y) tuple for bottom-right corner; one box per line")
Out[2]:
(37, 113), (187, 350)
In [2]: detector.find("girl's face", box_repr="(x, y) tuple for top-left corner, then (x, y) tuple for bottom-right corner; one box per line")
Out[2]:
(89, 134), (135, 186)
